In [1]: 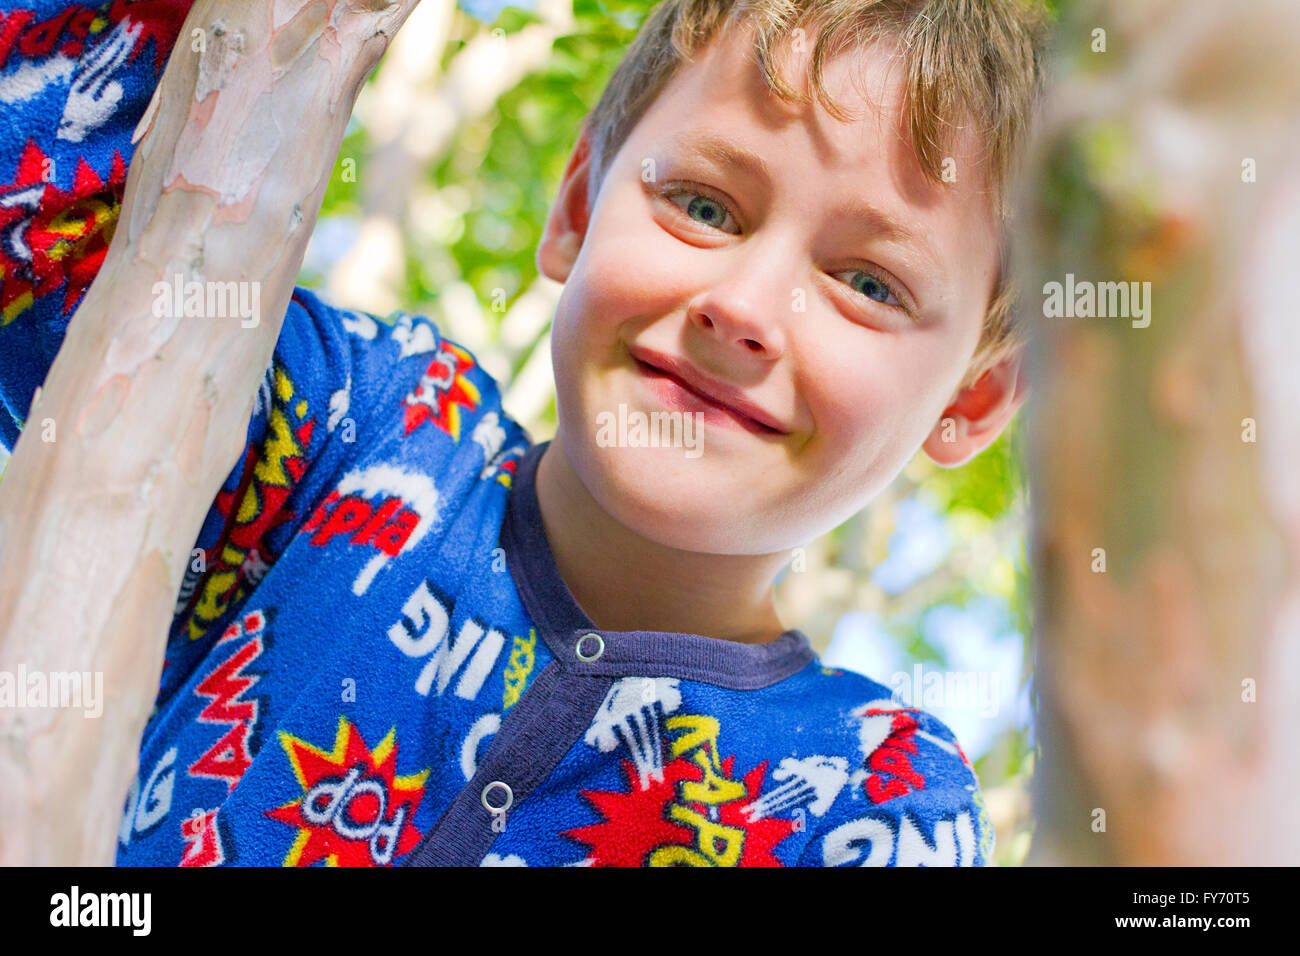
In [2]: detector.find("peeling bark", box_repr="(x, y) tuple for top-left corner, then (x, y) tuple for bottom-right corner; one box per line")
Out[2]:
(0, 0), (423, 866)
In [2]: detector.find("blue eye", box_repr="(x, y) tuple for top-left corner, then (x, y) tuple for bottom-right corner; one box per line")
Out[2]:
(686, 196), (725, 227)
(655, 182), (914, 318)
(837, 269), (903, 309)
(660, 186), (741, 234)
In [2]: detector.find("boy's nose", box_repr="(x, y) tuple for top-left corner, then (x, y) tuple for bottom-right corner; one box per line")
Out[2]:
(686, 245), (795, 360)
(690, 310), (780, 357)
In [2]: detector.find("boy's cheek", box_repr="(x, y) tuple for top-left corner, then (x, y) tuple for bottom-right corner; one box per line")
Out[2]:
(819, 355), (939, 439)
(808, 376), (888, 444)
(554, 277), (634, 352)
(802, 386), (925, 494)
(581, 229), (700, 315)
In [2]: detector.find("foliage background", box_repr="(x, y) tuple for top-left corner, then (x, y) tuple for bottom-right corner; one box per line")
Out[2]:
(294, 0), (1070, 865)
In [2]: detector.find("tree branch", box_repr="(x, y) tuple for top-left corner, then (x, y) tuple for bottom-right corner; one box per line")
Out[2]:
(0, 0), (423, 866)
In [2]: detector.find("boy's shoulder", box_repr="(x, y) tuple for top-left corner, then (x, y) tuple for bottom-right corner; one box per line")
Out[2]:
(786, 660), (994, 866)
(278, 285), (528, 472)
(266, 284), (536, 542)
(164, 285), (530, 653)
(798, 660), (981, 792)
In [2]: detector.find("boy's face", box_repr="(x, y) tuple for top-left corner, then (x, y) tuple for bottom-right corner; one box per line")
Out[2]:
(537, 21), (1023, 555)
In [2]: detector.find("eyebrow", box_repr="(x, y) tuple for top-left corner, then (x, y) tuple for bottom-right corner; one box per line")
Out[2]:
(668, 130), (943, 278)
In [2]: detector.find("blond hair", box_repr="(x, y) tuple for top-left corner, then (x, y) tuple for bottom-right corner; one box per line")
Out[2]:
(583, 0), (1052, 391)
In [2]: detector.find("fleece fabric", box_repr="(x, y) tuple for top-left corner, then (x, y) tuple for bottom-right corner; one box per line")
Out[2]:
(0, 0), (995, 866)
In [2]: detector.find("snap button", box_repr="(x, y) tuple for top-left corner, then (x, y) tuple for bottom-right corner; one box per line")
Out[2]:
(575, 632), (605, 662)
(481, 781), (513, 814)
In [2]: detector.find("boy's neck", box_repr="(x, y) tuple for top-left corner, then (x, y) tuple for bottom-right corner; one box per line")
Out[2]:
(533, 438), (791, 645)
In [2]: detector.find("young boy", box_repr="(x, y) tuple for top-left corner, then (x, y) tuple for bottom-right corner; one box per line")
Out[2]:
(0, 0), (1046, 865)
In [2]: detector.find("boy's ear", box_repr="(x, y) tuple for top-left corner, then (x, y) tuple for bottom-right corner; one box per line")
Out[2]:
(536, 119), (595, 284)
(921, 346), (1029, 469)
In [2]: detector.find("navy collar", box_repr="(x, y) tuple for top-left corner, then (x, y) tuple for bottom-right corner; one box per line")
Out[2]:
(500, 440), (816, 690)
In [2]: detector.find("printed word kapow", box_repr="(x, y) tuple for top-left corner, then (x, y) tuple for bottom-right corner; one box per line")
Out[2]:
(267, 716), (430, 866)
(567, 712), (796, 866)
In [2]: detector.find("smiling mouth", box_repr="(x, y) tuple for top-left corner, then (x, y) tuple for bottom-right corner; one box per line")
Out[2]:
(631, 355), (785, 436)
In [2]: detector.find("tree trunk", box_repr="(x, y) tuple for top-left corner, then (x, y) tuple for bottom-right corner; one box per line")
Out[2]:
(1024, 0), (1300, 864)
(0, 0), (423, 866)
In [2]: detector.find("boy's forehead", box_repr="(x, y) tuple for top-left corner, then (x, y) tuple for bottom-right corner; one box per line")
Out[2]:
(655, 23), (989, 198)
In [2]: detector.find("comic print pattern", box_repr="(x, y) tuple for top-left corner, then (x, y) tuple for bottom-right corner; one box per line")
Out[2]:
(176, 358), (317, 640)
(818, 805), (985, 867)
(0, 1), (190, 327)
(567, 679), (852, 866)
(554, 677), (990, 867)
(500, 628), (536, 711)
(0, 139), (123, 324)
(266, 716), (431, 867)
(853, 701), (930, 804)
(179, 808), (228, 866)
(186, 609), (270, 792)
(402, 337), (480, 439)
(302, 463), (439, 597)
(118, 745), (178, 850)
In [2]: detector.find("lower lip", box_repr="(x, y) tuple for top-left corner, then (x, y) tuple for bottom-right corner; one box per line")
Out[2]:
(633, 359), (780, 436)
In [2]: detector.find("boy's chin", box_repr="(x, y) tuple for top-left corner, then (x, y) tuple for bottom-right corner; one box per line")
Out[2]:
(575, 440), (796, 555)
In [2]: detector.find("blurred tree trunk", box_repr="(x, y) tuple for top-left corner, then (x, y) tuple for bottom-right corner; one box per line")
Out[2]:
(0, 0), (423, 866)
(1024, 0), (1300, 864)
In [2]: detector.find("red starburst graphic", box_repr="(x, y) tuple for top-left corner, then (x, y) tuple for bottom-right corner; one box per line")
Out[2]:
(266, 716), (430, 867)
(566, 754), (797, 866)
(402, 341), (481, 439)
(0, 141), (126, 325)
